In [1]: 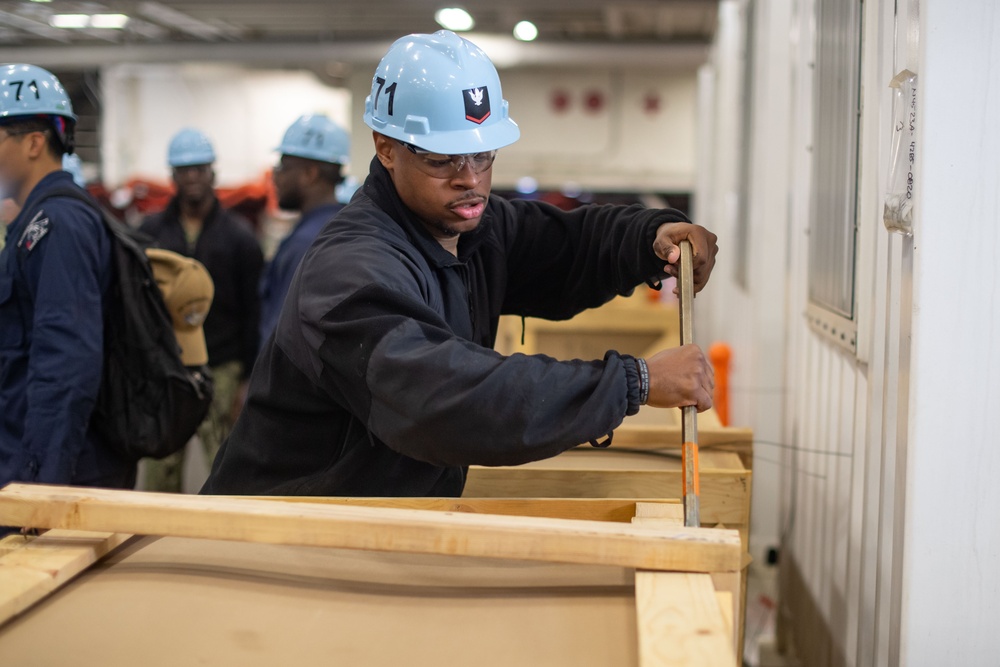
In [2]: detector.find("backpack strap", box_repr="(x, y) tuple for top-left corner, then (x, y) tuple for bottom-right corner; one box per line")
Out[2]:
(26, 184), (154, 253)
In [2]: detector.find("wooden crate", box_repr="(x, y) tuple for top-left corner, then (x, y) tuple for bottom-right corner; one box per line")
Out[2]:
(0, 485), (741, 667)
(463, 407), (754, 663)
(611, 407), (754, 471)
(495, 292), (680, 361)
(464, 409), (753, 547)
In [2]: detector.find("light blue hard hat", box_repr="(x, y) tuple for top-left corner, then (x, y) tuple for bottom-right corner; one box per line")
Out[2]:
(335, 176), (360, 204)
(167, 127), (216, 167)
(363, 30), (520, 155)
(62, 153), (86, 187)
(0, 64), (76, 122)
(277, 114), (350, 165)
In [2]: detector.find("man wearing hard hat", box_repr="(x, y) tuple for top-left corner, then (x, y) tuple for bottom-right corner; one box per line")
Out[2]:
(0, 64), (135, 489)
(259, 114), (350, 348)
(139, 127), (263, 493)
(204, 31), (718, 498)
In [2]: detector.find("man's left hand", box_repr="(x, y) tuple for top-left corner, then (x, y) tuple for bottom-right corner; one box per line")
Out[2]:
(652, 222), (719, 293)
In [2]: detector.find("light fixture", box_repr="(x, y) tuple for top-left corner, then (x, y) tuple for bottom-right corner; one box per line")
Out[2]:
(50, 13), (130, 29)
(435, 7), (474, 32)
(50, 14), (89, 28)
(513, 20), (538, 42)
(91, 14), (130, 29)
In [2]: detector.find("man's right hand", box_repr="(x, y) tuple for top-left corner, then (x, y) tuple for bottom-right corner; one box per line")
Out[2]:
(643, 344), (714, 411)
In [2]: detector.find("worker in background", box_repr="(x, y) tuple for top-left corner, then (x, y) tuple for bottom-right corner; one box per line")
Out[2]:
(259, 114), (350, 348)
(0, 64), (134, 489)
(203, 31), (718, 497)
(62, 153), (86, 188)
(140, 128), (263, 493)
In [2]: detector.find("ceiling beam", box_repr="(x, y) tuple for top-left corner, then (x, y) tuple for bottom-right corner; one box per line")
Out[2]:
(0, 36), (709, 72)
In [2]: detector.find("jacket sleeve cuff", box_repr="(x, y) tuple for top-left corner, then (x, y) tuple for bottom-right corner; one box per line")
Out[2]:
(619, 353), (642, 417)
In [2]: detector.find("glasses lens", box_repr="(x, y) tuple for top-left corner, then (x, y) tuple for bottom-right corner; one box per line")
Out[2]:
(401, 141), (496, 178)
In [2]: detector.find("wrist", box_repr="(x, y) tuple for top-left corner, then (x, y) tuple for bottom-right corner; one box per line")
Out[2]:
(635, 357), (650, 406)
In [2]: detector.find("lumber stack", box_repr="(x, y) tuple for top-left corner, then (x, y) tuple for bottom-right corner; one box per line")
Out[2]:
(0, 484), (740, 666)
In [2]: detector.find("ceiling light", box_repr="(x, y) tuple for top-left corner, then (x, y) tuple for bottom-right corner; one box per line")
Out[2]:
(91, 14), (130, 29)
(49, 13), (130, 29)
(513, 21), (538, 42)
(435, 7), (474, 32)
(50, 14), (89, 28)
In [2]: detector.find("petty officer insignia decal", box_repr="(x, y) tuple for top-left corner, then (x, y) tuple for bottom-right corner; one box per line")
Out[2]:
(463, 87), (491, 124)
(18, 210), (50, 252)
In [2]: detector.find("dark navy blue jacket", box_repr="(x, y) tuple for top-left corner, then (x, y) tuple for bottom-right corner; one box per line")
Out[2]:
(258, 202), (343, 349)
(203, 158), (689, 497)
(0, 171), (134, 488)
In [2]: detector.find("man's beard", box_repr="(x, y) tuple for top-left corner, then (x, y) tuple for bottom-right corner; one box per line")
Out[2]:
(423, 218), (465, 237)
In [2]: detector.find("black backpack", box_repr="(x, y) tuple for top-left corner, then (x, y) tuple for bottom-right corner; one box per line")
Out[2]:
(30, 186), (214, 461)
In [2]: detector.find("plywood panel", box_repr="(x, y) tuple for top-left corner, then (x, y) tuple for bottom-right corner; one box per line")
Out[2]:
(0, 536), (643, 667)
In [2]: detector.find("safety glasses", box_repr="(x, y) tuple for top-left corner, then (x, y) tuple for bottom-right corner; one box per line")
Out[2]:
(398, 140), (497, 178)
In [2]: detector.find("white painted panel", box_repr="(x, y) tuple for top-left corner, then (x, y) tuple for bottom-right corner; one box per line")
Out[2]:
(901, 0), (1000, 663)
(496, 69), (696, 189)
(713, 0), (924, 664)
(101, 63), (351, 187)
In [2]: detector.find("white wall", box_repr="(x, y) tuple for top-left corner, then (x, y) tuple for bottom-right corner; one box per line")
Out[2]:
(101, 64), (351, 187)
(695, 0), (788, 569)
(902, 0), (1000, 663)
(702, 0), (1000, 664)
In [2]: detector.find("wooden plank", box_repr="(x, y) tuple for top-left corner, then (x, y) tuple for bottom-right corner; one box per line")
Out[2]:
(0, 534), (34, 557)
(633, 510), (737, 664)
(715, 591), (734, 639)
(605, 424), (754, 469)
(0, 529), (131, 626)
(0, 484), (742, 573)
(633, 501), (685, 521)
(464, 468), (749, 527)
(608, 424), (754, 450)
(710, 570), (742, 659)
(634, 510), (742, 664)
(259, 497), (678, 524)
(634, 571), (737, 667)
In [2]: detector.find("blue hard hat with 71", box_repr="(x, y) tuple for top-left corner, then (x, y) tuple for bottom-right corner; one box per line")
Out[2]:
(0, 64), (76, 120)
(363, 30), (520, 155)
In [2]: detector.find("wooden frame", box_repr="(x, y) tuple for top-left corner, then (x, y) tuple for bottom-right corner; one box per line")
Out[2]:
(464, 449), (751, 550)
(614, 406), (755, 471)
(462, 409), (754, 664)
(0, 485), (740, 666)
